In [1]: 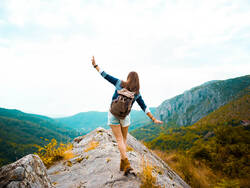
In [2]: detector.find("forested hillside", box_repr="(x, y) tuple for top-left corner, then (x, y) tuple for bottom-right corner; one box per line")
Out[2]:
(146, 93), (250, 187)
(0, 108), (81, 167)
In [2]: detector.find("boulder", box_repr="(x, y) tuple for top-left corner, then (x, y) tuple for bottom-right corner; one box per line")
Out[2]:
(0, 154), (53, 188)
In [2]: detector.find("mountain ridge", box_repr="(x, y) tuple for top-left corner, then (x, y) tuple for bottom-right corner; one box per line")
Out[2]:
(156, 75), (250, 126)
(130, 75), (250, 142)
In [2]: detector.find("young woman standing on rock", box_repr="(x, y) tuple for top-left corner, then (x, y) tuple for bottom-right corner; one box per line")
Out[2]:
(91, 56), (163, 176)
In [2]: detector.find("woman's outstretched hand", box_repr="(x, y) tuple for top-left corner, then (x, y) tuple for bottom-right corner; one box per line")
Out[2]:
(91, 56), (100, 71)
(153, 119), (163, 124)
(91, 56), (96, 66)
(146, 112), (163, 124)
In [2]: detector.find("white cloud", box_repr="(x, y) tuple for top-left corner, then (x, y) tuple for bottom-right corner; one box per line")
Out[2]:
(0, 0), (250, 116)
(0, 19), (5, 25)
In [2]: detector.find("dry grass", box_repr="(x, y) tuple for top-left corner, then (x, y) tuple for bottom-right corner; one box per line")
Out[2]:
(62, 147), (74, 160)
(153, 165), (164, 175)
(152, 150), (227, 188)
(106, 158), (111, 163)
(152, 149), (250, 188)
(52, 170), (60, 175)
(126, 145), (134, 152)
(139, 157), (161, 188)
(77, 157), (84, 163)
(66, 160), (73, 167)
(238, 178), (250, 188)
(34, 138), (75, 168)
(52, 182), (57, 185)
(84, 140), (99, 152)
(214, 179), (240, 188)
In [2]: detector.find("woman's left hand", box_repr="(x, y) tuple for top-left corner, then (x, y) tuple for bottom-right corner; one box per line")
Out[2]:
(154, 119), (163, 124)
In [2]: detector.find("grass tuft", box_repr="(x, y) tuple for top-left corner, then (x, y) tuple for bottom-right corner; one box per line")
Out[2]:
(139, 157), (161, 188)
(84, 140), (99, 152)
(77, 157), (84, 163)
(126, 145), (134, 152)
(34, 138), (74, 168)
(66, 160), (72, 167)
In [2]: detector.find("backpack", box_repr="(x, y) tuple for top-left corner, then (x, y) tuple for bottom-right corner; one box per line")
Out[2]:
(110, 88), (135, 119)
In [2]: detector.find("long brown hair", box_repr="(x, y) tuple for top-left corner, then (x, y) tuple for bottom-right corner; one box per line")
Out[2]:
(121, 71), (140, 95)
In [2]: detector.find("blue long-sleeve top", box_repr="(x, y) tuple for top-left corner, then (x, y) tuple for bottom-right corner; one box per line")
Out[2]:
(99, 68), (150, 114)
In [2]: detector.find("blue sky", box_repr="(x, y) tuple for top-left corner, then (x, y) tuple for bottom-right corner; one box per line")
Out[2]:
(0, 0), (249, 117)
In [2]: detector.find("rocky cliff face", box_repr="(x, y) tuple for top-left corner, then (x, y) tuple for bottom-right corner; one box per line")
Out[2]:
(0, 127), (189, 188)
(0, 154), (53, 188)
(155, 75), (250, 126)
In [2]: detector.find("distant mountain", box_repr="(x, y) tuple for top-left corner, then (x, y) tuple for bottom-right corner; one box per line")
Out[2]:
(56, 108), (156, 133)
(131, 75), (250, 142)
(0, 108), (81, 167)
(155, 75), (250, 126)
(56, 111), (108, 131)
(148, 92), (250, 150)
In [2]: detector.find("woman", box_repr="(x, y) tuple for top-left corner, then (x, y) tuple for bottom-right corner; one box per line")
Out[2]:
(91, 56), (163, 176)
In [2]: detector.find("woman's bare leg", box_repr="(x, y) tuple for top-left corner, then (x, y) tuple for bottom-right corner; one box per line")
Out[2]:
(121, 125), (129, 148)
(110, 124), (127, 160)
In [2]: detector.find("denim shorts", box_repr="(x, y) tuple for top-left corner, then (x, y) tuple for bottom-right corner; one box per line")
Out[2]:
(108, 110), (130, 127)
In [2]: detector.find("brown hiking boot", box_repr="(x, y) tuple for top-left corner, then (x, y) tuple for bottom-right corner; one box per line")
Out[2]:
(123, 158), (136, 176)
(120, 159), (125, 171)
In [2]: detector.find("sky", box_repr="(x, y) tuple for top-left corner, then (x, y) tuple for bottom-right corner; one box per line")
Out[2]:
(0, 0), (249, 117)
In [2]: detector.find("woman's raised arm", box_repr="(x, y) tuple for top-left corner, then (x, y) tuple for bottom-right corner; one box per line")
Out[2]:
(91, 56), (121, 88)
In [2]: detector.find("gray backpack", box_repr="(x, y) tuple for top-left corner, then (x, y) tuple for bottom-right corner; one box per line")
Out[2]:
(110, 88), (135, 119)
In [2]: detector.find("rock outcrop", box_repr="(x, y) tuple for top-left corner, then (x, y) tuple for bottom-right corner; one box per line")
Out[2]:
(156, 75), (250, 126)
(0, 127), (190, 188)
(0, 154), (53, 188)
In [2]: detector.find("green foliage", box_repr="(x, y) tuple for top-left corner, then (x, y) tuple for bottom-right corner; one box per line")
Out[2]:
(130, 122), (166, 142)
(147, 126), (200, 150)
(189, 125), (249, 177)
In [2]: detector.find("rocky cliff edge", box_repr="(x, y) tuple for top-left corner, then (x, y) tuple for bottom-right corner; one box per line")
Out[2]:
(0, 127), (189, 188)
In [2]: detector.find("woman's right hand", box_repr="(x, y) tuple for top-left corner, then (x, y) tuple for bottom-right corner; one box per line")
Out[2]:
(91, 56), (96, 66)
